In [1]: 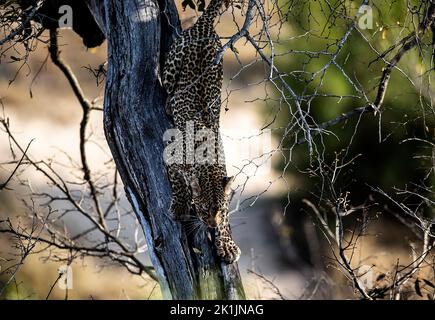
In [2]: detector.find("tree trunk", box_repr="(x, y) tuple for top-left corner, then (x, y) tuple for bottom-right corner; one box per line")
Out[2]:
(86, 0), (245, 300)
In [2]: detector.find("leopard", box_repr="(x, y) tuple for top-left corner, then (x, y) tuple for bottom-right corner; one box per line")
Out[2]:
(162, 0), (241, 264)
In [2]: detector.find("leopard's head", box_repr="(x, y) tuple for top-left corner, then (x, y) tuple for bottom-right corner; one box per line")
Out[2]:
(190, 172), (234, 228)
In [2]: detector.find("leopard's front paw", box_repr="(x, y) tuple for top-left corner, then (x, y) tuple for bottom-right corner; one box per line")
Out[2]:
(216, 239), (241, 264)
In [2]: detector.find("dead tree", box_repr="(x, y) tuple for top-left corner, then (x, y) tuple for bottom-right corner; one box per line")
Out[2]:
(85, 0), (245, 299)
(4, 0), (433, 300)
(0, 0), (245, 299)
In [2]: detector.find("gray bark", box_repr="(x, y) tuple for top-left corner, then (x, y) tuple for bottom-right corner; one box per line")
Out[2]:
(86, 0), (245, 299)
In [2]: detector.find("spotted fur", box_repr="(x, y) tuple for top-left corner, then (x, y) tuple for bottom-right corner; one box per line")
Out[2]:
(163, 0), (240, 264)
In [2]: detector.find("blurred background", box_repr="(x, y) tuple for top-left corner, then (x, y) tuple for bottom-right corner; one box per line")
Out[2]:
(0, 0), (434, 299)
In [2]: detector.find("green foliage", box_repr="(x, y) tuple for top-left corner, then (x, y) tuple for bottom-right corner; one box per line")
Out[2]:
(271, 0), (434, 215)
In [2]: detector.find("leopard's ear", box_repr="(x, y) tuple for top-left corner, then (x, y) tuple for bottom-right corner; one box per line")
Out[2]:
(222, 176), (235, 195)
(190, 176), (201, 198)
